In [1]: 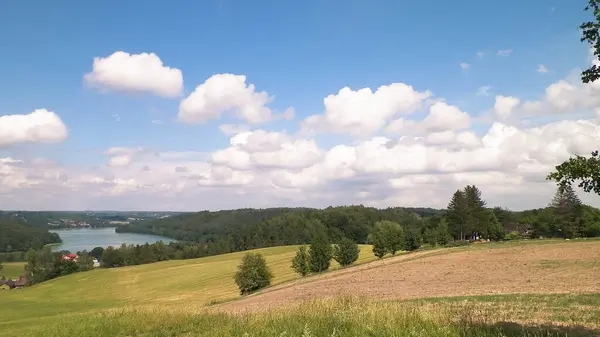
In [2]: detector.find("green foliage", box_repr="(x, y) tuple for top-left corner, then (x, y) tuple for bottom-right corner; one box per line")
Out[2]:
(369, 221), (404, 258)
(76, 252), (94, 272)
(89, 247), (105, 260)
(0, 216), (62, 253)
(309, 231), (333, 273)
(403, 230), (421, 251)
(547, 151), (600, 196)
(580, 1), (600, 83)
(483, 211), (504, 241)
(291, 246), (310, 276)
(332, 238), (360, 267)
(446, 185), (490, 241)
(24, 247), (81, 285)
(234, 252), (273, 295)
(0, 261), (3, 274)
(100, 246), (124, 268)
(550, 185), (583, 238)
(504, 231), (521, 241)
(443, 240), (470, 248)
(446, 189), (468, 240)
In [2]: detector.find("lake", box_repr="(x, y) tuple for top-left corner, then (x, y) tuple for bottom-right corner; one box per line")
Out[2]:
(49, 227), (175, 253)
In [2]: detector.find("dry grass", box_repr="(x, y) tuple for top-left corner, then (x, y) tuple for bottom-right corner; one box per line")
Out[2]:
(218, 241), (600, 313)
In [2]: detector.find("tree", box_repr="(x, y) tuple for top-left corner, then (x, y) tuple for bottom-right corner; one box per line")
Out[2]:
(380, 220), (404, 255)
(580, 1), (600, 83)
(89, 246), (105, 260)
(234, 252), (273, 295)
(550, 184), (583, 238)
(446, 189), (468, 240)
(332, 237), (360, 267)
(308, 231), (333, 273)
(403, 230), (421, 251)
(368, 221), (404, 258)
(291, 246), (310, 276)
(547, 151), (600, 196)
(76, 252), (94, 272)
(463, 185), (489, 240)
(368, 228), (388, 258)
(484, 211), (505, 241)
(101, 246), (124, 268)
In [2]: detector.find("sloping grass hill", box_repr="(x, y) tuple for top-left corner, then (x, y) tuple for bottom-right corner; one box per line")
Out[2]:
(0, 245), (376, 335)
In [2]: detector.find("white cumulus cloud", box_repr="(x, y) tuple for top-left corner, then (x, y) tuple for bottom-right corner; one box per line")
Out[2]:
(84, 51), (183, 97)
(0, 109), (68, 146)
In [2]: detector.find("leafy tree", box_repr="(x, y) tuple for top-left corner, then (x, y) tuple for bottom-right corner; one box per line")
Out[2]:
(550, 184), (583, 238)
(547, 151), (600, 196)
(309, 231), (333, 273)
(332, 237), (360, 267)
(101, 246), (124, 268)
(291, 246), (310, 276)
(380, 220), (404, 255)
(76, 252), (95, 272)
(368, 228), (388, 258)
(234, 252), (273, 295)
(434, 218), (453, 245)
(403, 230), (421, 251)
(580, 1), (600, 83)
(89, 247), (105, 260)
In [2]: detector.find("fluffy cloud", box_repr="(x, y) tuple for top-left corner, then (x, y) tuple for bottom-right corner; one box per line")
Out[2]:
(0, 109), (68, 146)
(3, 53), (600, 211)
(84, 51), (183, 97)
(178, 74), (290, 124)
(302, 83), (432, 136)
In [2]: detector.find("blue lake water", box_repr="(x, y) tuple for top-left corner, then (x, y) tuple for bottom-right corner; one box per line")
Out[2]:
(49, 227), (174, 253)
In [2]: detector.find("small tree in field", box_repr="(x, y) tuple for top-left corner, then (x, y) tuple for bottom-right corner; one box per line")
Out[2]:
(234, 253), (273, 295)
(333, 237), (360, 267)
(309, 231), (332, 273)
(291, 246), (310, 276)
(403, 230), (421, 251)
(368, 229), (387, 258)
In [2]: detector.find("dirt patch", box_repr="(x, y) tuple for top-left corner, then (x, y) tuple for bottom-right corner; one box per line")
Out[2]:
(217, 242), (600, 314)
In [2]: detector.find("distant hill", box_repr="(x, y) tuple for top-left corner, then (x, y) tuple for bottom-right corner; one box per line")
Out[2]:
(0, 217), (62, 253)
(116, 206), (426, 249)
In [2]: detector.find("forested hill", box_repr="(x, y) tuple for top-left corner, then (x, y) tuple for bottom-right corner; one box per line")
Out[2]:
(0, 216), (62, 252)
(116, 206), (430, 247)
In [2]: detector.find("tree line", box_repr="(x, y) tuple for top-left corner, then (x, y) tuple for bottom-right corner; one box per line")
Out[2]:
(0, 216), (62, 253)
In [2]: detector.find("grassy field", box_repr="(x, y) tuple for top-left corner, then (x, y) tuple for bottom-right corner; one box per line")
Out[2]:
(1, 262), (26, 279)
(1, 240), (600, 337)
(0, 245), (377, 335)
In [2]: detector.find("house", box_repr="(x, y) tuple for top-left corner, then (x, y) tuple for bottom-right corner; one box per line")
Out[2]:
(61, 253), (78, 262)
(93, 258), (100, 268)
(2, 279), (15, 289)
(14, 274), (26, 288)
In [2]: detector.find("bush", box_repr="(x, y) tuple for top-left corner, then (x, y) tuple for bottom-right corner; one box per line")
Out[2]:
(291, 246), (310, 276)
(403, 231), (421, 251)
(309, 232), (332, 273)
(234, 253), (273, 295)
(443, 240), (470, 248)
(503, 231), (521, 241)
(333, 238), (360, 267)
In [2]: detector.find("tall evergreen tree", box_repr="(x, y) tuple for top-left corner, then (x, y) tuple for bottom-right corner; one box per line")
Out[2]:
(291, 246), (310, 276)
(463, 185), (489, 239)
(446, 189), (468, 240)
(550, 184), (583, 238)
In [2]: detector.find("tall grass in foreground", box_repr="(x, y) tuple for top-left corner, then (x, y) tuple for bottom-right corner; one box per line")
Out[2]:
(17, 297), (598, 337)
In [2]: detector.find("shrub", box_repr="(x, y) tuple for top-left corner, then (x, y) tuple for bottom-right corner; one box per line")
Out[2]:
(403, 230), (421, 251)
(309, 232), (332, 273)
(291, 246), (310, 276)
(333, 238), (360, 267)
(443, 240), (470, 248)
(503, 231), (521, 241)
(234, 252), (273, 295)
(369, 220), (404, 257)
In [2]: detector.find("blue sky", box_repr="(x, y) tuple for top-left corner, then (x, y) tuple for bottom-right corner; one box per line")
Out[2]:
(0, 0), (598, 211)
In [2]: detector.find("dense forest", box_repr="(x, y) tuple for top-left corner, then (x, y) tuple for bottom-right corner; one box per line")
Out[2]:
(0, 216), (62, 253)
(117, 184), (600, 252)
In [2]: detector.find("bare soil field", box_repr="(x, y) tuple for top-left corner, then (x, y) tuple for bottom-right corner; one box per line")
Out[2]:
(219, 241), (600, 314)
